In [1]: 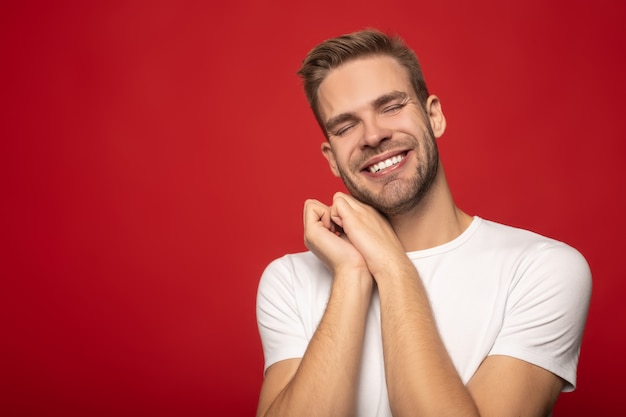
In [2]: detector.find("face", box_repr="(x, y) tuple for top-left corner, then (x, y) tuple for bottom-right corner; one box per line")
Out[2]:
(317, 55), (446, 216)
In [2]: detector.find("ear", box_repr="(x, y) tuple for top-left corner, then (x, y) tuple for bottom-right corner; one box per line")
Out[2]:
(321, 141), (341, 177)
(425, 95), (446, 138)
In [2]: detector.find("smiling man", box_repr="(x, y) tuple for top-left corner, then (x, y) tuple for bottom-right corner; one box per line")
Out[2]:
(256, 29), (591, 417)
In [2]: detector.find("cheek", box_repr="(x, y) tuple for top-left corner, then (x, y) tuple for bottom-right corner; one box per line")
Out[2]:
(396, 113), (426, 133)
(331, 140), (354, 163)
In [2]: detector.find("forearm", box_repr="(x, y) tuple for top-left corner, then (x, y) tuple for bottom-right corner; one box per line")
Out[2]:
(262, 271), (373, 417)
(377, 260), (479, 417)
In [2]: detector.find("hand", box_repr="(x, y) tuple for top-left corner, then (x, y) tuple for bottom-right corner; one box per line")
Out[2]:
(329, 192), (407, 278)
(303, 198), (368, 276)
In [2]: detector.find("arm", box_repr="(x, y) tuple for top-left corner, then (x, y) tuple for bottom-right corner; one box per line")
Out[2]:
(468, 355), (563, 416)
(256, 199), (373, 417)
(376, 256), (563, 417)
(377, 256), (480, 417)
(331, 192), (571, 417)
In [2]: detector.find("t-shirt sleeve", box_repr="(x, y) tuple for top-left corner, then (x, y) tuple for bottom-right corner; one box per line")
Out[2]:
(489, 241), (592, 391)
(256, 256), (309, 374)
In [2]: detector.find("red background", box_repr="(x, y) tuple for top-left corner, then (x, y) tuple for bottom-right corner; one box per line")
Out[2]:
(2, 1), (625, 415)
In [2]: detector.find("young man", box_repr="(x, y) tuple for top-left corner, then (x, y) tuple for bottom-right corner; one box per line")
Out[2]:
(256, 29), (591, 417)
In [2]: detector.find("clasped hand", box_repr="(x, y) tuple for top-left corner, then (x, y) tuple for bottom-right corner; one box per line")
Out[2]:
(303, 192), (405, 279)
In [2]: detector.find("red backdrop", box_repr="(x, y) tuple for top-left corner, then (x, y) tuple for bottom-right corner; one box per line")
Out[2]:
(2, 1), (625, 415)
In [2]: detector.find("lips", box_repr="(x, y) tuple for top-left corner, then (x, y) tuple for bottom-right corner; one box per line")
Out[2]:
(365, 151), (407, 174)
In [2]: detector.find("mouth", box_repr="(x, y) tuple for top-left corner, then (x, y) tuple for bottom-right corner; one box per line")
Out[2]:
(365, 151), (408, 174)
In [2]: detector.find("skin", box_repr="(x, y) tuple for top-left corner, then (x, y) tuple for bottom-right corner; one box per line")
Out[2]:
(257, 55), (564, 417)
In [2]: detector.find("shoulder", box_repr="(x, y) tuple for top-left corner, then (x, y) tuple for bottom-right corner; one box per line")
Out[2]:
(475, 218), (560, 246)
(259, 251), (327, 283)
(479, 221), (592, 391)
(256, 251), (333, 347)
(477, 218), (589, 263)
(257, 251), (331, 299)
(476, 218), (592, 299)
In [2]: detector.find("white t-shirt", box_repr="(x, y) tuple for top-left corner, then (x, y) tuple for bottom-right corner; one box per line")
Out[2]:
(256, 217), (591, 416)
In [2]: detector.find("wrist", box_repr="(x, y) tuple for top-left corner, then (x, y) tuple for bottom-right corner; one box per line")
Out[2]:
(332, 266), (374, 295)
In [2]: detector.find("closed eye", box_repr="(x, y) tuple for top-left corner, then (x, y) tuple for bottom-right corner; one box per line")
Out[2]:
(382, 102), (407, 115)
(333, 122), (358, 137)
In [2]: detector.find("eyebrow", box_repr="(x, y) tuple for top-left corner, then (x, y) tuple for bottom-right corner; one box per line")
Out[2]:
(324, 91), (409, 133)
(372, 90), (409, 109)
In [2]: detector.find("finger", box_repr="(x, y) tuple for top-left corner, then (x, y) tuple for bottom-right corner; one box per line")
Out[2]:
(334, 191), (370, 212)
(303, 199), (333, 230)
(332, 191), (354, 208)
(330, 219), (344, 236)
(331, 194), (356, 224)
(330, 200), (345, 229)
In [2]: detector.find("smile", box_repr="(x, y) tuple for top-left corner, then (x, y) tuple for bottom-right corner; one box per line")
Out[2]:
(368, 153), (405, 173)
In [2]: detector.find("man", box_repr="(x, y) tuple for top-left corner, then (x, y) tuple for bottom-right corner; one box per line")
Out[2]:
(256, 29), (591, 417)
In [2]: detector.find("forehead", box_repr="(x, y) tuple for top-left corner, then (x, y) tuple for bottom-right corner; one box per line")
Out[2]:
(317, 55), (412, 120)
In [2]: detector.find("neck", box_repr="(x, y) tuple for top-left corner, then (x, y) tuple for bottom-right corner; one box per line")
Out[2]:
(387, 163), (473, 252)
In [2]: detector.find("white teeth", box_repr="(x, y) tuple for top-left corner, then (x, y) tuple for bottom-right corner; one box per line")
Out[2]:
(369, 154), (404, 173)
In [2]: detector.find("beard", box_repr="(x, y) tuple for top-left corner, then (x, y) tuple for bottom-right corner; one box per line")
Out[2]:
(336, 125), (440, 217)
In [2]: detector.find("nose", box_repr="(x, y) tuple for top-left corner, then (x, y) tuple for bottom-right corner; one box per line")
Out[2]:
(360, 115), (391, 148)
